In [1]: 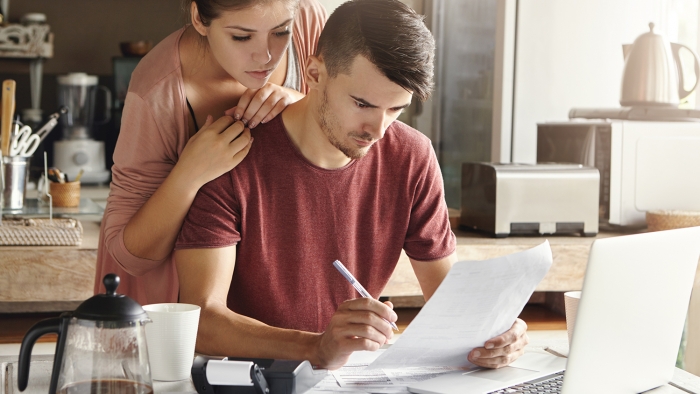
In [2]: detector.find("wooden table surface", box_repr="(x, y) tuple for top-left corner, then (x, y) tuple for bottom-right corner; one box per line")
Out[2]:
(0, 222), (677, 311)
(382, 227), (675, 300)
(0, 223), (598, 303)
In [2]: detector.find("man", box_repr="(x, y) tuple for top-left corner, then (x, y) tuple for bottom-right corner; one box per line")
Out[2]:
(174, 0), (528, 370)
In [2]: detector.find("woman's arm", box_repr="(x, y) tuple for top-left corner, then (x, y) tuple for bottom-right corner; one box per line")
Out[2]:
(102, 89), (252, 275)
(121, 115), (252, 263)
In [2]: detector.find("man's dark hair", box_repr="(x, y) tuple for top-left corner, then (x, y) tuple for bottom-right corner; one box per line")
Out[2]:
(315, 0), (435, 101)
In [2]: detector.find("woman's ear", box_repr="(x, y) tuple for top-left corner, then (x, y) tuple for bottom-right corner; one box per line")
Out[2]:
(191, 2), (208, 36)
(305, 55), (325, 91)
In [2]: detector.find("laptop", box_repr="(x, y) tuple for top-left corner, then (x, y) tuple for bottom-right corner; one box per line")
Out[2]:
(408, 226), (700, 394)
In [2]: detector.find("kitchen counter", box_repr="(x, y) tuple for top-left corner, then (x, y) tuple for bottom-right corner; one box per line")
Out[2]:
(0, 186), (106, 313)
(0, 220), (100, 312)
(383, 227), (663, 305)
(1, 212), (673, 312)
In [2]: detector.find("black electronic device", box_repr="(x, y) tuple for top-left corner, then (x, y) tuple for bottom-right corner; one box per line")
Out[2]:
(192, 356), (327, 394)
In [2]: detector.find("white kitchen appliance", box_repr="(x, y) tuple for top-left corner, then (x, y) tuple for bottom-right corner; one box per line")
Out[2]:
(537, 120), (700, 227)
(54, 72), (111, 184)
(620, 22), (700, 107)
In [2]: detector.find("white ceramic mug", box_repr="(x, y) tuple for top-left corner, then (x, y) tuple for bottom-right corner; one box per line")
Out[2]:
(143, 303), (201, 381)
(564, 291), (581, 345)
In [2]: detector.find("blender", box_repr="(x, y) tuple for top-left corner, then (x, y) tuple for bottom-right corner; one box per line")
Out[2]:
(54, 72), (112, 184)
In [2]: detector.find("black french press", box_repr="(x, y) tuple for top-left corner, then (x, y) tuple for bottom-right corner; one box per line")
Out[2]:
(18, 274), (153, 394)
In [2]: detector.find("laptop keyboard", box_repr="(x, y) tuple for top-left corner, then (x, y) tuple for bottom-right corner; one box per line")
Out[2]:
(487, 371), (564, 393)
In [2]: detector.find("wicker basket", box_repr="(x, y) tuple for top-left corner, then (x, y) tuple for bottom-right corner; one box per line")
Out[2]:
(0, 218), (83, 246)
(49, 181), (81, 207)
(646, 210), (700, 232)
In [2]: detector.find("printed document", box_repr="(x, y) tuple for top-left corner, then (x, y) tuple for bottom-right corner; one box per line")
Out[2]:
(369, 241), (552, 369)
(309, 350), (461, 394)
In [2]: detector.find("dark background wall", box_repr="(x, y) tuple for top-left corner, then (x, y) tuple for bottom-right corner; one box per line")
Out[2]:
(0, 0), (185, 178)
(3, 0), (184, 75)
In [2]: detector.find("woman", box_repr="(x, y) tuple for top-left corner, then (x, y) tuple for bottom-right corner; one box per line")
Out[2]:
(94, 0), (326, 305)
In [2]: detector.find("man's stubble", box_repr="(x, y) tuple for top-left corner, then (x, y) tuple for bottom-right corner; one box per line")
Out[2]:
(318, 89), (373, 160)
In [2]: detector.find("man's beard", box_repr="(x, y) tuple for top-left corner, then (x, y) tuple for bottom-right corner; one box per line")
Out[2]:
(318, 89), (372, 160)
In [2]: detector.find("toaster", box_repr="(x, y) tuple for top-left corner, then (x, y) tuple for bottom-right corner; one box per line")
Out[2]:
(460, 163), (599, 237)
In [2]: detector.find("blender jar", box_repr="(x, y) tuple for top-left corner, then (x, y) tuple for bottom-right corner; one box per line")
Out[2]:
(57, 72), (111, 140)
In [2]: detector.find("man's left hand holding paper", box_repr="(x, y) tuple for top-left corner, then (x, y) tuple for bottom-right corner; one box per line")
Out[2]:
(468, 318), (530, 368)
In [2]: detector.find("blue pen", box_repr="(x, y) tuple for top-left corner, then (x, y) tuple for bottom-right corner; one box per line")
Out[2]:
(332, 260), (399, 331)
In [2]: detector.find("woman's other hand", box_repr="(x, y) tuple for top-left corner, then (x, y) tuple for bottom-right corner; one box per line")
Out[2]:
(225, 83), (304, 129)
(176, 115), (252, 188)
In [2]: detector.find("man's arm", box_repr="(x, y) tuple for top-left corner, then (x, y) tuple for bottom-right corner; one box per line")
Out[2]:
(409, 253), (529, 369)
(409, 253), (455, 301)
(174, 247), (398, 369)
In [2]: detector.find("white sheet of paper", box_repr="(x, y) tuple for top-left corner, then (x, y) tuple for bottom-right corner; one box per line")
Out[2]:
(369, 241), (553, 369)
(324, 349), (458, 394)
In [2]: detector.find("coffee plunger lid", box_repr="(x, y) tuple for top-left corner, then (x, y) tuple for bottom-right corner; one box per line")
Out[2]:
(73, 274), (149, 322)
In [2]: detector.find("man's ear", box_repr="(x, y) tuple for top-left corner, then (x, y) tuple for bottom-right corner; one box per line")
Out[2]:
(305, 55), (326, 91)
(191, 2), (208, 36)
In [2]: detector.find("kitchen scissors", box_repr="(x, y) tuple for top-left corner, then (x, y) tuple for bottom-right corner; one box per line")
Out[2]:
(10, 124), (40, 157)
(6, 107), (66, 157)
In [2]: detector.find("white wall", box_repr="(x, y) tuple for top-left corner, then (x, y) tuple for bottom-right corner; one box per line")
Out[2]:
(511, 0), (685, 163)
(317, 0), (345, 14)
(317, 0), (425, 17)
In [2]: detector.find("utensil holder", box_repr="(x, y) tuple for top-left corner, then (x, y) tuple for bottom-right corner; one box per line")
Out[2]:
(2, 155), (30, 210)
(49, 181), (80, 207)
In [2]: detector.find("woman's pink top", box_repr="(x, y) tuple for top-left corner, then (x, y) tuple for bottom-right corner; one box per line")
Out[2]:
(94, 0), (326, 305)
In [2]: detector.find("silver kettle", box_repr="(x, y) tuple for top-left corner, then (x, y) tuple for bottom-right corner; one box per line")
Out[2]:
(620, 22), (700, 107)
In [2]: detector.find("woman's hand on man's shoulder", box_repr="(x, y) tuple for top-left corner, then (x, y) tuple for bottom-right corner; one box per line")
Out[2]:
(225, 83), (304, 129)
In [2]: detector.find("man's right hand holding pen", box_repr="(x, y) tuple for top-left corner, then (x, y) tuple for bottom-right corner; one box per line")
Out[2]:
(309, 260), (399, 369)
(312, 297), (398, 370)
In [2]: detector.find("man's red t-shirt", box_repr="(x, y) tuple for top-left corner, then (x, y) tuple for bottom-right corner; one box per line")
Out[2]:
(175, 115), (456, 333)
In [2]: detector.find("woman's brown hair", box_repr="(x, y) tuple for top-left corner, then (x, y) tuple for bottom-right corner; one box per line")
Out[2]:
(184, 0), (299, 27)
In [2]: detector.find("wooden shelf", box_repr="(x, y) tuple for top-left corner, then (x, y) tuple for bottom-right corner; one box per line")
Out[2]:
(0, 312), (60, 344)
(518, 304), (567, 330)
